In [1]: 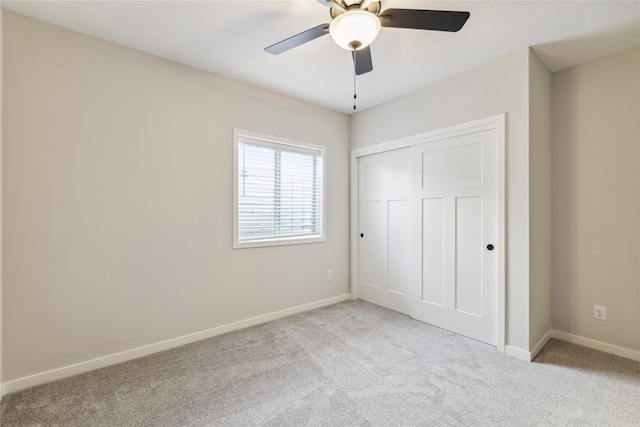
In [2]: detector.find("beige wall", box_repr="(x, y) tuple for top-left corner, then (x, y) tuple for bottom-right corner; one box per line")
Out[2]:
(351, 49), (532, 353)
(551, 47), (640, 351)
(2, 12), (350, 382)
(0, 5), (3, 398)
(528, 50), (552, 350)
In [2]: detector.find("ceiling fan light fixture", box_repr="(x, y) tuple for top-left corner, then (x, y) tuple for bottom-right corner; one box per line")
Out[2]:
(329, 10), (381, 51)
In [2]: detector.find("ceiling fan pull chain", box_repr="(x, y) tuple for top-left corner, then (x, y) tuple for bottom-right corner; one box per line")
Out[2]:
(353, 77), (357, 110)
(353, 48), (357, 110)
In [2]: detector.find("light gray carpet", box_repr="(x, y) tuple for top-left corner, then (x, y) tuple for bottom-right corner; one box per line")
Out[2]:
(1, 300), (639, 426)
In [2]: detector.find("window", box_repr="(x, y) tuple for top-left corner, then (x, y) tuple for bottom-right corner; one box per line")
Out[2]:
(233, 130), (326, 248)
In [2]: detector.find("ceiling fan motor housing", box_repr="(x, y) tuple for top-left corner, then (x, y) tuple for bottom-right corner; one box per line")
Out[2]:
(330, 0), (381, 19)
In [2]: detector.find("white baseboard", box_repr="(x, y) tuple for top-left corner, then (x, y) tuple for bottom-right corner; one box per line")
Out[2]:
(504, 329), (553, 362)
(530, 330), (553, 361)
(551, 330), (640, 362)
(2, 293), (352, 395)
(504, 345), (532, 362)
(503, 329), (639, 363)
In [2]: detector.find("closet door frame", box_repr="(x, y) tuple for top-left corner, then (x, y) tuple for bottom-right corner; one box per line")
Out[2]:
(350, 114), (506, 353)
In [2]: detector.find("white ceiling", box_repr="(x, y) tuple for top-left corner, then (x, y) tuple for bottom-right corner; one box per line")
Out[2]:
(2, 0), (639, 114)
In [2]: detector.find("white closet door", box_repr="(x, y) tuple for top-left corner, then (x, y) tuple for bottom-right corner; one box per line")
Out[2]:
(358, 148), (411, 315)
(411, 129), (498, 346)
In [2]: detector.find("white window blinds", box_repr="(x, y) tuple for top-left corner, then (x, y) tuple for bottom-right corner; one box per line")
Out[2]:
(235, 133), (324, 247)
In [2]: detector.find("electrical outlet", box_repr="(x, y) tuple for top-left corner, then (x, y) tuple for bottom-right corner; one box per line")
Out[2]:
(328, 270), (333, 281)
(594, 305), (606, 320)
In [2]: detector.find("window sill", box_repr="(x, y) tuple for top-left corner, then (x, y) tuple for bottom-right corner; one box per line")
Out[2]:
(233, 235), (326, 249)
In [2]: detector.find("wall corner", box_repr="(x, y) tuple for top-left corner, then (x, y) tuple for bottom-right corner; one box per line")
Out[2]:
(0, 4), (5, 400)
(527, 48), (553, 351)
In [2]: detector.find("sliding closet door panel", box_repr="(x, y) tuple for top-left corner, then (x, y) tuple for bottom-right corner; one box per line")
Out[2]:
(411, 130), (498, 346)
(358, 148), (411, 315)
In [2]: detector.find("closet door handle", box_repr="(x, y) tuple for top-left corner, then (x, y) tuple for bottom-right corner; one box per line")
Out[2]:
(360, 233), (364, 238)
(486, 244), (494, 251)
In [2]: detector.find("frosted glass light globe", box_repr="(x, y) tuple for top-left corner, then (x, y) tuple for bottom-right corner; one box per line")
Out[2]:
(329, 10), (381, 51)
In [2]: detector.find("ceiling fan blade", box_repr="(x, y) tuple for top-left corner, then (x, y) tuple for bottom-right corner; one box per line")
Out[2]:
(265, 24), (330, 55)
(379, 9), (470, 32)
(352, 46), (373, 75)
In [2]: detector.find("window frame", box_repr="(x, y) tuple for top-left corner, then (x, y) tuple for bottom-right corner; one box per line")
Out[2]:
(233, 129), (327, 249)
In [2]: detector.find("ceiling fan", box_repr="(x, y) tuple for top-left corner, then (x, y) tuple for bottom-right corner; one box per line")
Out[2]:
(265, 0), (470, 76)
